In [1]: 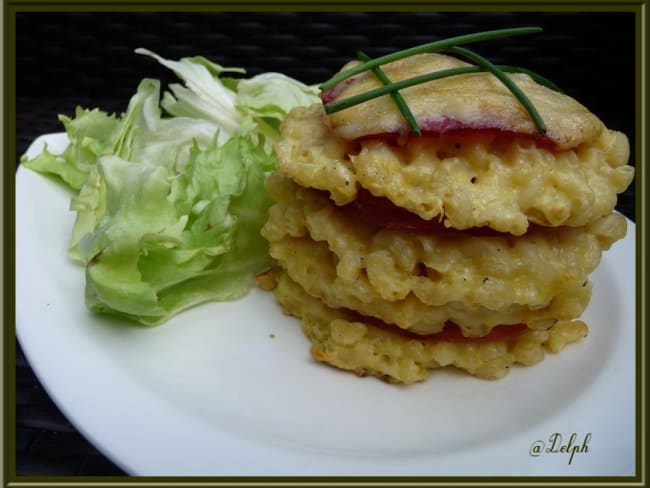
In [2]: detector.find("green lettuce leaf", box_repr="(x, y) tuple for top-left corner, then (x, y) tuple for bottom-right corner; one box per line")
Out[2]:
(21, 49), (319, 325)
(82, 134), (276, 325)
(135, 48), (245, 135)
(21, 108), (121, 190)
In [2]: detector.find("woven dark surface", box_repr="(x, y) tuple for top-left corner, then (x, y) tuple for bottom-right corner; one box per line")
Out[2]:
(14, 12), (636, 476)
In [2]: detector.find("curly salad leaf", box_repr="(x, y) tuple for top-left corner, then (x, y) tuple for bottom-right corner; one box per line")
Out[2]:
(21, 49), (319, 325)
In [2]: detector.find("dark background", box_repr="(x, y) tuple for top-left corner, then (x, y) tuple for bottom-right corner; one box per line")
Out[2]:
(14, 11), (636, 476)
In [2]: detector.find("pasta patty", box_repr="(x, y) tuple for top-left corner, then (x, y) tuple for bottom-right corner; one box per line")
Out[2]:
(275, 104), (632, 235)
(269, 269), (588, 384)
(262, 50), (633, 383)
(261, 173), (626, 336)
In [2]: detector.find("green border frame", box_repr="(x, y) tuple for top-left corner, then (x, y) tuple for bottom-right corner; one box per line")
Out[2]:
(3, 1), (647, 487)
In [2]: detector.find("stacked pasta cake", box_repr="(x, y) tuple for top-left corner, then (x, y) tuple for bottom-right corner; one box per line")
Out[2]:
(260, 52), (634, 384)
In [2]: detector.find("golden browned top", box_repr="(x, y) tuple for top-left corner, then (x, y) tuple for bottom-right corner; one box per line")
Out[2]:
(325, 53), (605, 150)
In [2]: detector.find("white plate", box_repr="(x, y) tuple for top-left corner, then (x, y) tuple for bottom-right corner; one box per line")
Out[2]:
(16, 133), (636, 476)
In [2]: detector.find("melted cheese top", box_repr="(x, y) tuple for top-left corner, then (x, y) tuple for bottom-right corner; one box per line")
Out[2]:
(325, 53), (604, 150)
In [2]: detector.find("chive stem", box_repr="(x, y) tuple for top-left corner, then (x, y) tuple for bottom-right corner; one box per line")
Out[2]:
(325, 66), (480, 113)
(325, 65), (521, 114)
(319, 26), (543, 91)
(448, 46), (546, 133)
(357, 50), (421, 135)
(497, 65), (563, 93)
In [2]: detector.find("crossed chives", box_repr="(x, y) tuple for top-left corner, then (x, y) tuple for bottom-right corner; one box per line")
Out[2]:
(320, 27), (560, 135)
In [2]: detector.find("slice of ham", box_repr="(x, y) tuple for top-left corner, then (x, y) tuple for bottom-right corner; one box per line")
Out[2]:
(344, 308), (530, 343)
(341, 187), (505, 235)
(355, 126), (557, 150)
(341, 186), (560, 235)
